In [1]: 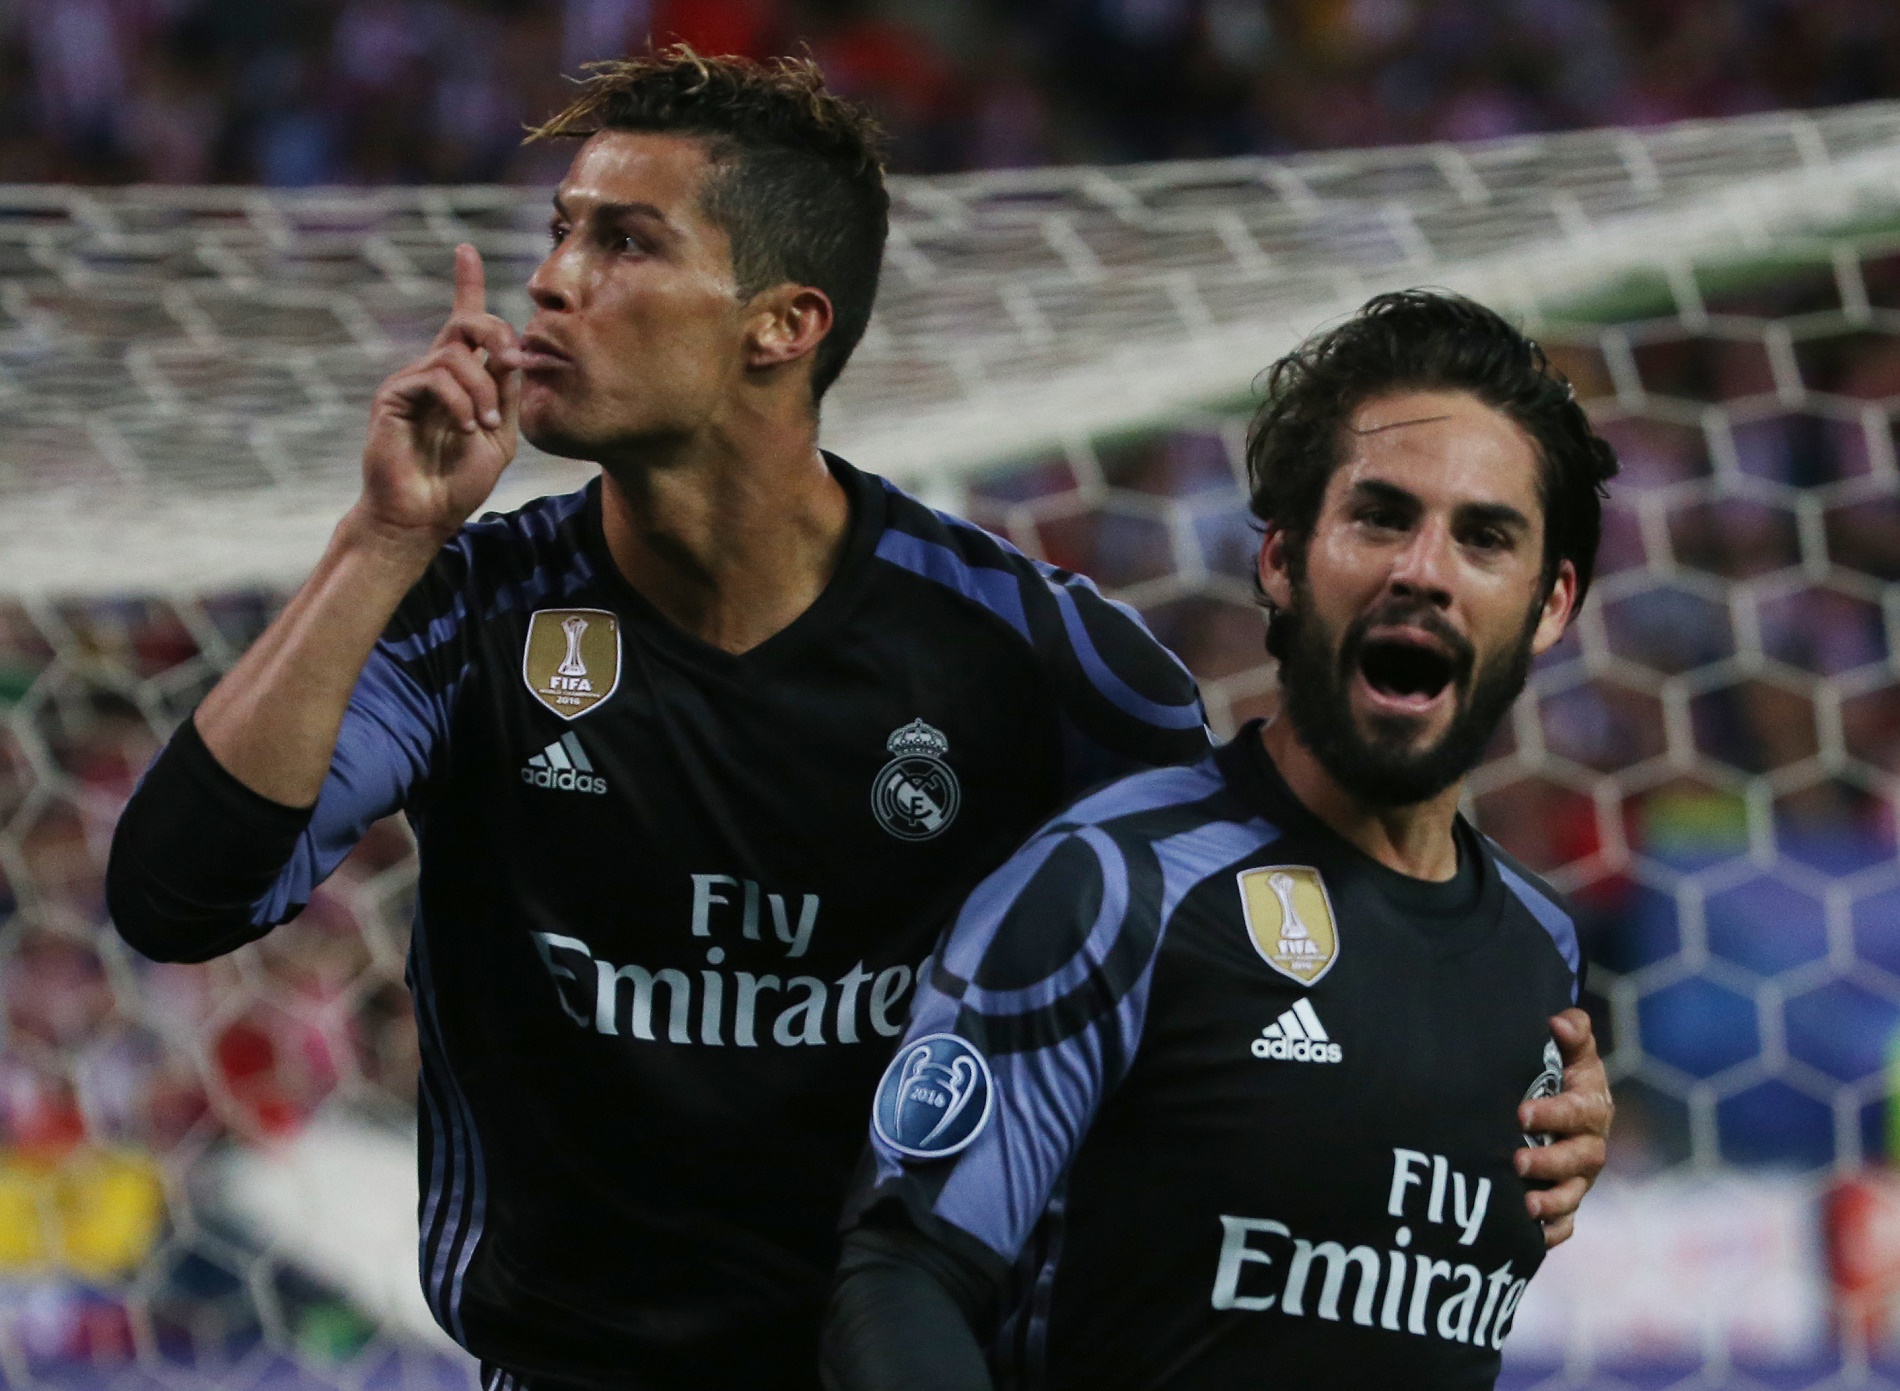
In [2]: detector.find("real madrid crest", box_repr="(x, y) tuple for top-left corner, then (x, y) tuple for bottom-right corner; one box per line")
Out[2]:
(1520, 1038), (1564, 1148)
(1237, 865), (1341, 987)
(873, 719), (960, 841)
(522, 608), (621, 720)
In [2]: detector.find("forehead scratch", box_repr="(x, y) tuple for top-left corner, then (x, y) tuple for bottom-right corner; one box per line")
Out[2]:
(1349, 413), (1453, 436)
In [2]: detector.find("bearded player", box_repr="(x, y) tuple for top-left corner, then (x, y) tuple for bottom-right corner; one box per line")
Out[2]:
(105, 48), (1609, 1391)
(825, 292), (1618, 1390)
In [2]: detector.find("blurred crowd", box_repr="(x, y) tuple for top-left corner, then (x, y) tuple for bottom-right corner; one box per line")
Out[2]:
(4, 0), (1900, 185)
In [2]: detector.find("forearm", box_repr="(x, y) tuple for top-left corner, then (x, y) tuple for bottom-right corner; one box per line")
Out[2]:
(823, 1228), (996, 1391)
(196, 505), (444, 807)
(107, 715), (315, 961)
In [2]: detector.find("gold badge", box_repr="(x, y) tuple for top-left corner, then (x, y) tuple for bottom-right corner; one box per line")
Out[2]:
(1237, 866), (1340, 987)
(522, 608), (620, 720)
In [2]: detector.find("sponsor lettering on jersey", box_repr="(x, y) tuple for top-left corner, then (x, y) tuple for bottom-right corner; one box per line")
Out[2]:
(872, 1033), (993, 1159)
(1209, 1149), (1519, 1348)
(521, 732), (608, 794)
(523, 608), (621, 719)
(1237, 865), (1340, 986)
(872, 719), (961, 841)
(1251, 997), (1342, 1064)
(527, 878), (917, 1048)
(1519, 1038), (1563, 1147)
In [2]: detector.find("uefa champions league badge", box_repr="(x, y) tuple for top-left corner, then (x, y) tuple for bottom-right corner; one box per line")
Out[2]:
(872, 1033), (994, 1160)
(871, 719), (961, 841)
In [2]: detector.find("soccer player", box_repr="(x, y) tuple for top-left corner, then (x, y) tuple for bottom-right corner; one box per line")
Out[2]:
(824, 292), (1619, 1390)
(101, 48), (1607, 1391)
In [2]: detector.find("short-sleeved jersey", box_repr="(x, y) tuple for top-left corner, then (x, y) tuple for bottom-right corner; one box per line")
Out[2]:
(850, 725), (1579, 1390)
(250, 455), (1209, 1390)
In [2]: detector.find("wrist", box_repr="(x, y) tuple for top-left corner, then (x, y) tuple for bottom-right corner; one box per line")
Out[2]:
(336, 504), (456, 572)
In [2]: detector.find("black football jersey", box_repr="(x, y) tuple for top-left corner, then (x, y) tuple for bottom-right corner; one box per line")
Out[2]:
(240, 455), (1209, 1389)
(849, 724), (1579, 1390)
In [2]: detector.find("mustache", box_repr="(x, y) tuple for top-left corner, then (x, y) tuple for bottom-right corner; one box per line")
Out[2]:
(1336, 600), (1476, 687)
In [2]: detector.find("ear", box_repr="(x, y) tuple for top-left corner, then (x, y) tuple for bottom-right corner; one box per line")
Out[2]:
(744, 285), (834, 373)
(1530, 558), (1578, 656)
(1257, 524), (1295, 611)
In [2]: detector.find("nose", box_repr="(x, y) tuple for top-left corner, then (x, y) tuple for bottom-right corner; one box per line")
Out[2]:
(1387, 519), (1454, 608)
(526, 243), (575, 313)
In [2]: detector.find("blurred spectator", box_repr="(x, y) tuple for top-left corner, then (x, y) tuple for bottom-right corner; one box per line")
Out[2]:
(10, 0), (1900, 184)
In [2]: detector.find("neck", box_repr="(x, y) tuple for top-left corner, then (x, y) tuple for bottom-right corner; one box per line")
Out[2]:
(596, 417), (850, 655)
(1259, 716), (1464, 881)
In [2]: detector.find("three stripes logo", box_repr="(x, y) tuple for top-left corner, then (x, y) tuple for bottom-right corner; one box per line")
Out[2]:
(1251, 997), (1343, 1064)
(521, 731), (608, 795)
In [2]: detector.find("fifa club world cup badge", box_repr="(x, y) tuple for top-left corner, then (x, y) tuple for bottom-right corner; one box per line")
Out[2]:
(872, 719), (961, 841)
(1236, 865), (1341, 986)
(523, 609), (621, 720)
(872, 1033), (994, 1160)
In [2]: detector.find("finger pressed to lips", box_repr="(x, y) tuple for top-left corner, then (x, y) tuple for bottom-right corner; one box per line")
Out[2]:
(512, 333), (574, 373)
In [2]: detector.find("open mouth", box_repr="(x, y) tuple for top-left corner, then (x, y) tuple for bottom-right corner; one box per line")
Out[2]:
(1356, 637), (1456, 709)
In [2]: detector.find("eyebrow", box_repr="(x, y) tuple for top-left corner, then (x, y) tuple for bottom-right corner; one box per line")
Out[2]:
(551, 196), (673, 227)
(1346, 479), (1533, 533)
(1347, 478), (1420, 510)
(1458, 500), (1533, 533)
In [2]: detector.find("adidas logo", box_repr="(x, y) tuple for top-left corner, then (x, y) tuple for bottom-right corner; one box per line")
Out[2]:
(521, 732), (608, 795)
(1251, 997), (1342, 1064)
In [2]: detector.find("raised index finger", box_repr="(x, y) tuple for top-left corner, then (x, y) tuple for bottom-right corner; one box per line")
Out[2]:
(452, 242), (486, 318)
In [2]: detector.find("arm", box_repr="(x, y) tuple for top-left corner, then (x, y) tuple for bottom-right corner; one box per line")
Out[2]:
(875, 507), (1208, 787)
(197, 243), (520, 805)
(1033, 567), (1212, 793)
(106, 245), (521, 960)
(823, 1226), (996, 1391)
(1515, 1007), (1613, 1246)
(829, 822), (1162, 1383)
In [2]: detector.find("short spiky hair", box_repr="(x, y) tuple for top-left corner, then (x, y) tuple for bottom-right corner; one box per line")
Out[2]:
(528, 46), (889, 402)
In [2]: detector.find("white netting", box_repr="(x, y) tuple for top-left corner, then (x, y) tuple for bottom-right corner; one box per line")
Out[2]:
(12, 103), (1900, 593)
(7, 105), (1900, 1388)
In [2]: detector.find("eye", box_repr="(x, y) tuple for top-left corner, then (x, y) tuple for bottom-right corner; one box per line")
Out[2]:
(1465, 526), (1511, 553)
(548, 222), (569, 247)
(1358, 505), (1407, 531)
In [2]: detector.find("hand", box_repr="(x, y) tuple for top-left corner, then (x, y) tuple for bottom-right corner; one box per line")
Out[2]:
(359, 243), (522, 543)
(1515, 1007), (1612, 1248)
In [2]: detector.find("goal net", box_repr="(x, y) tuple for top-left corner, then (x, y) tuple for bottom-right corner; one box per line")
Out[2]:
(6, 102), (1900, 1388)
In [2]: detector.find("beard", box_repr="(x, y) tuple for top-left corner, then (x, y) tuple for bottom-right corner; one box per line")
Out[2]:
(1273, 583), (1539, 808)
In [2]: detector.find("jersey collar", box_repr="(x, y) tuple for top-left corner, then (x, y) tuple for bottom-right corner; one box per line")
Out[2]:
(1217, 719), (1506, 951)
(577, 451), (888, 674)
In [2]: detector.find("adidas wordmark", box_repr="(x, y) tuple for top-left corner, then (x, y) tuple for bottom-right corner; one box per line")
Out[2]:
(522, 732), (608, 795)
(1251, 997), (1342, 1064)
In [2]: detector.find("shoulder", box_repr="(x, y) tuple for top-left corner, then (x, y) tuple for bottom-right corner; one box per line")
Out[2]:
(940, 754), (1258, 973)
(870, 477), (1051, 642)
(387, 485), (597, 638)
(377, 484), (598, 675)
(871, 475), (1202, 723)
(930, 752), (1273, 1058)
(451, 483), (596, 592)
(1484, 836), (1581, 980)
(1045, 756), (1235, 837)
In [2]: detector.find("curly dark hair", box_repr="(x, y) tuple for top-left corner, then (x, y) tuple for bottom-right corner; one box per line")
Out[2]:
(1246, 290), (1619, 659)
(528, 46), (889, 402)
